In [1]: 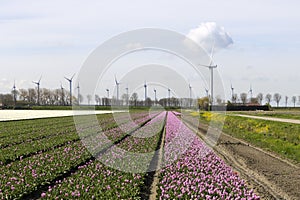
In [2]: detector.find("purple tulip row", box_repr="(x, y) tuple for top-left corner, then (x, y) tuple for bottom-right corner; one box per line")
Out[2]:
(37, 112), (166, 199)
(0, 111), (157, 199)
(157, 112), (260, 199)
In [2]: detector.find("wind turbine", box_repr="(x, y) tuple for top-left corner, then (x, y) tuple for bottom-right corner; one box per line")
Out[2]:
(60, 82), (65, 106)
(106, 89), (110, 98)
(144, 81), (147, 105)
(12, 80), (17, 106)
(168, 88), (171, 107)
(115, 75), (120, 105)
(76, 82), (80, 105)
(154, 88), (157, 104)
(64, 73), (75, 106)
(189, 84), (192, 108)
(205, 88), (209, 97)
(231, 83), (234, 102)
(33, 76), (42, 105)
(125, 85), (129, 106)
(199, 43), (217, 106)
(249, 84), (253, 100)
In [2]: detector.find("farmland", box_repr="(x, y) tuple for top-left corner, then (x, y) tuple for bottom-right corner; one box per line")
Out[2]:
(183, 110), (300, 199)
(0, 110), (264, 199)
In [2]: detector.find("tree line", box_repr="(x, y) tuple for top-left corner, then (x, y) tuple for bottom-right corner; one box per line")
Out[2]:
(1, 87), (299, 108)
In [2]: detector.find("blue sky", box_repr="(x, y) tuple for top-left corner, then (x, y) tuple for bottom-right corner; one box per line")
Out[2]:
(0, 0), (300, 106)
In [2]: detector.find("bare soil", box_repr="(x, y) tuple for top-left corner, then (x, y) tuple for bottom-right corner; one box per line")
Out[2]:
(184, 118), (300, 200)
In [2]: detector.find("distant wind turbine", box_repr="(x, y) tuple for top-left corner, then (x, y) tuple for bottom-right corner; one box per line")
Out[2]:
(76, 82), (80, 105)
(33, 76), (42, 105)
(60, 82), (65, 105)
(249, 84), (253, 100)
(199, 42), (217, 106)
(115, 75), (120, 105)
(64, 73), (75, 106)
(189, 84), (192, 108)
(144, 81), (147, 103)
(168, 88), (171, 107)
(106, 89), (110, 98)
(125, 85), (129, 106)
(12, 80), (17, 106)
(231, 83), (234, 101)
(154, 88), (157, 103)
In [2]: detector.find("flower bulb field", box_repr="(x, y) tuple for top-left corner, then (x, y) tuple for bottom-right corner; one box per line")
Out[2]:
(0, 110), (299, 199)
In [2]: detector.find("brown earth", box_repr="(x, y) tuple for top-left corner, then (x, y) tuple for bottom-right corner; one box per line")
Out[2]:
(183, 116), (300, 200)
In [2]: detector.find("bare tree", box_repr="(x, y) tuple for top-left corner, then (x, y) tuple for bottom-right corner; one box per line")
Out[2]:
(273, 93), (281, 107)
(285, 96), (288, 107)
(215, 95), (222, 105)
(292, 96), (297, 107)
(87, 94), (92, 105)
(121, 93), (129, 106)
(257, 93), (263, 105)
(265, 93), (272, 104)
(130, 93), (138, 106)
(240, 93), (248, 105)
(232, 93), (238, 104)
(95, 95), (100, 106)
(19, 89), (28, 101)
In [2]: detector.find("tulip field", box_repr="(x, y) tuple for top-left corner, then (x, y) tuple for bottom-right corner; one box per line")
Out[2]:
(0, 110), (260, 199)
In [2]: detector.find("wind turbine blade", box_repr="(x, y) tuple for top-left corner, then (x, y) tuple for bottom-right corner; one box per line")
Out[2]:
(115, 75), (118, 84)
(38, 75), (42, 83)
(209, 41), (215, 66)
(71, 73), (75, 80)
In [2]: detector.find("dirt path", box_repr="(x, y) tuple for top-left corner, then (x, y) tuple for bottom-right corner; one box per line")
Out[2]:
(183, 118), (300, 200)
(233, 114), (300, 124)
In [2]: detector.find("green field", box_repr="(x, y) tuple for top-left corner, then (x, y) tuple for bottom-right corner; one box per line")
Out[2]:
(231, 110), (300, 120)
(196, 111), (300, 163)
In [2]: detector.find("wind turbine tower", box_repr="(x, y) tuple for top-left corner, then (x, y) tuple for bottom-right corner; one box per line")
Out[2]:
(168, 88), (171, 107)
(77, 82), (80, 105)
(115, 75), (120, 105)
(249, 84), (253, 100)
(13, 80), (17, 106)
(231, 84), (234, 102)
(189, 84), (192, 108)
(154, 88), (157, 104)
(125, 85), (129, 106)
(64, 74), (75, 106)
(199, 43), (217, 106)
(33, 76), (42, 105)
(60, 82), (65, 106)
(144, 81), (147, 103)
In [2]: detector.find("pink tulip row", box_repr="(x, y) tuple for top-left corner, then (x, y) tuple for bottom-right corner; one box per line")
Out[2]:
(37, 112), (166, 199)
(157, 112), (260, 199)
(0, 112), (157, 199)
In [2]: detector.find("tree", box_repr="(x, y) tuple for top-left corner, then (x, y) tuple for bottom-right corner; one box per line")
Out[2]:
(121, 93), (129, 106)
(19, 89), (28, 101)
(145, 97), (152, 107)
(95, 95), (100, 105)
(216, 95), (223, 105)
(273, 93), (281, 107)
(130, 93), (138, 106)
(265, 94), (272, 104)
(87, 94), (92, 105)
(198, 97), (209, 110)
(285, 96), (288, 107)
(240, 93), (247, 105)
(292, 96), (297, 107)
(257, 93), (263, 105)
(232, 94), (238, 104)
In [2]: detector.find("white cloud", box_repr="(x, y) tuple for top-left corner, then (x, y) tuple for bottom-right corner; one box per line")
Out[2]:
(186, 22), (233, 53)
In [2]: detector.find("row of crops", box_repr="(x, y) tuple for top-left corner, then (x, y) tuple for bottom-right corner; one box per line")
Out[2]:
(0, 111), (259, 199)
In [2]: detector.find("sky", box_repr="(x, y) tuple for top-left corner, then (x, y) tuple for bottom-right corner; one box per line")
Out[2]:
(1, 0), (300, 106)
